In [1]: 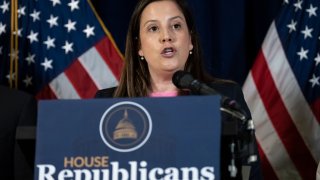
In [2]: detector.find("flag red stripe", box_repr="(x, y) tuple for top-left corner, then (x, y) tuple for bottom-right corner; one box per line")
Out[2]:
(64, 60), (98, 99)
(251, 51), (317, 180)
(36, 85), (57, 100)
(311, 99), (320, 124)
(257, 142), (278, 180)
(95, 36), (123, 80)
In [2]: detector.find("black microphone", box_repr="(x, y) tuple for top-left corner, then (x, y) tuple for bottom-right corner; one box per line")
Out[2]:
(172, 70), (218, 95)
(172, 70), (246, 120)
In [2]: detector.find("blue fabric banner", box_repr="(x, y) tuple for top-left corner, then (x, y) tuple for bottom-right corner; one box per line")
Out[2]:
(35, 96), (221, 180)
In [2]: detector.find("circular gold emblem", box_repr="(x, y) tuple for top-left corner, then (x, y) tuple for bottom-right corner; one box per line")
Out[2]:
(99, 101), (152, 152)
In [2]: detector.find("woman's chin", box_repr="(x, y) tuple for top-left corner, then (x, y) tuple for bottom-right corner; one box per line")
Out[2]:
(160, 64), (183, 72)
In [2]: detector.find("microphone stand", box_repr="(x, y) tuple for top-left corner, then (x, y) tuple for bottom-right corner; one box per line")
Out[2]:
(219, 99), (259, 180)
(220, 107), (246, 122)
(192, 83), (257, 178)
(172, 71), (257, 178)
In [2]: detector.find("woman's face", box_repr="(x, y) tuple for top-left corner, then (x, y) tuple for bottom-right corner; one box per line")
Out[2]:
(138, 0), (193, 77)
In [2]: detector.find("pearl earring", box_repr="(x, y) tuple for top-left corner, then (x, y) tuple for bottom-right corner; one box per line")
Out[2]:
(140, 56), (144, 60)
(189, 50), (193, 55)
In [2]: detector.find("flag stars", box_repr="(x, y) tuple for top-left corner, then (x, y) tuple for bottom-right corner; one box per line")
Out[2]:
(27, 30), (39, 44)
(62, 41), (74, 54)
(293, 0), (303, 11)
(43, 36), (56, 49)
(8, 50), (19, 60)
(47, 15), (59, 28)
(0, 1), (9, 14)
(287, 20), (297, 33)
(306, 4), (318, 17)
(50, 0), (61, 7)
(25, 53), (35, 65)
(64, 19), (76, 33)
(6, 73), (15, 81)
(13, 28), (23, 37)
(301, 26), (313, 39)
(68, 0), (80, 12)
(315, 53), (320, 66)
(297, 47), (308, 60)
(41, 58), (53, 71)
(283, 0), (289, 4)
(17, 6), (26, 18)
(309, 74), (320, 88)
(83, 25), (95, 38)
(0, 22), (6, 35)
(30, 9), (41, 22)
(23, 75), (33, 87)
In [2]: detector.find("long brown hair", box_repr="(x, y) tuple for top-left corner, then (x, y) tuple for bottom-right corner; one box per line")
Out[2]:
(114, 0), (214, 97)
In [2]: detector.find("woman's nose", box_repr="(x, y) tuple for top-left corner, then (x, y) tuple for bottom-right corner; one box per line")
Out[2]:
(160, 29), (174, 43)
(162, 37), (172, 42)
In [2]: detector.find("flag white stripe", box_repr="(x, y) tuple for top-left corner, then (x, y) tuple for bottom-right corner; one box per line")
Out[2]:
(49, 72), (80, 99)
(263, 22), (320, 162)
(243, 73), (301, 179)
(78, 47), (118, 90)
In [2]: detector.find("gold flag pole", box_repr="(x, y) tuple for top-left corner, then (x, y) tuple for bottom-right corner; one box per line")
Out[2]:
(14, 0), (18, 89)
(9, 0), (18, 89)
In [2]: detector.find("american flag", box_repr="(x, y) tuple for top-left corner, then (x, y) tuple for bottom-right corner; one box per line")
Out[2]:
(0, 0), (123, 99)
(243, 0), (320, 179)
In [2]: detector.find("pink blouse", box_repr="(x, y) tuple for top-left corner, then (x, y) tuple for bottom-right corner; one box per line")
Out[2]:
(149, 91), (178, 97)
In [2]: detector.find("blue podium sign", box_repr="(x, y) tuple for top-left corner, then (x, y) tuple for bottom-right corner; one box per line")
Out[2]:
(35, 96), (221, 180)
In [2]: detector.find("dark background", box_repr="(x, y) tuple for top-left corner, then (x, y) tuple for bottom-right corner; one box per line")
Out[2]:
(90, 0), (282, 85)
(4, 1), (283, 179)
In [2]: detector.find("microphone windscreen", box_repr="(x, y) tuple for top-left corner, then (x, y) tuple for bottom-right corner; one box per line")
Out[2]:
(172, 70), (194, 89)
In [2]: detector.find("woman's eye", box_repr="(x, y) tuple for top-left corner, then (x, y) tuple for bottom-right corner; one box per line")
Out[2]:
(148, 26), (158, 32)
(173, 24), (181, 30)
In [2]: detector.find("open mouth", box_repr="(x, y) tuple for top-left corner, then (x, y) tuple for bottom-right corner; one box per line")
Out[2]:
(161, 47), (175, 57)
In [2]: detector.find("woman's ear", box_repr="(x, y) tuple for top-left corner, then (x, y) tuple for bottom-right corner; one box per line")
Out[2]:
(138, 49), (144, 57)
(189, 34), (193, 51)
(189, 43), (193, 51)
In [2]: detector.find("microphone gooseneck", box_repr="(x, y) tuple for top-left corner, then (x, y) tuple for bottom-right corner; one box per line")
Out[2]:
(172, 70), (257, 166)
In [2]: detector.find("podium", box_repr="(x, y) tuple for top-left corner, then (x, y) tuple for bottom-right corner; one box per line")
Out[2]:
(34, 96), (223, 179)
